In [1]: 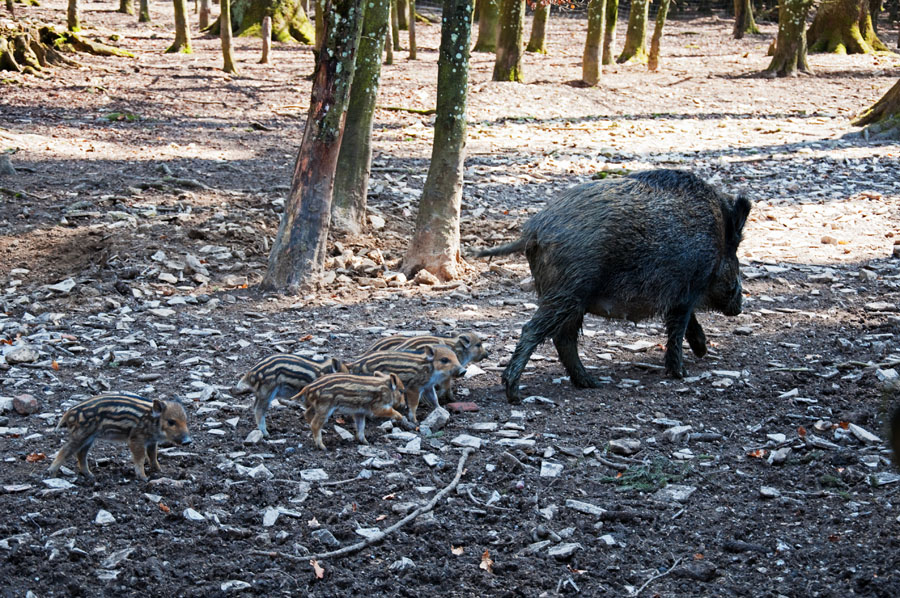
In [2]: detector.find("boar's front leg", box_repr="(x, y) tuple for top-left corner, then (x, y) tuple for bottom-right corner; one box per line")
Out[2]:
(503, 304), (563, 403)
(664, 305), (695, 379)
(685, 312), (708, 358)
(552, 311), (601, 389)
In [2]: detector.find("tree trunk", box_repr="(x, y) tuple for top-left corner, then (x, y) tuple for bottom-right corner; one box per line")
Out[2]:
(408, 0), (416, 58)
(868, 0), (879, 32)
(260, 15), (271, 62)
(167, 0), (192, 52)
(616, 0), (648, 63)
(526, 2), (549, 53)
(67, 0), (80, 32)
(119, 0), (135, 14)
(403, 0), (473, 281)
(332, 0), (390, 234)
(397, 0), (408, 28)
(733, 0), (759, 38)
(808, 0), (888, 53)
(762, 0), (812, 77)
(384, 13), (394, 64)
(261, 0), (365, 292)
(473, 0), (498, 51)
(492, 0), (524, 81)
(852, 78), (900, 139)
(315, 0), (325, 53)
(221, 0), (237, 72)
(391, 0), (401, 48)
(199, 0), (210, 28)
(647, 0), (670, 71)
(5, 0), (14, 17)
(581, 0), (605, 85)
(139, 0), (151, 22)
(602, 0), (617, 64)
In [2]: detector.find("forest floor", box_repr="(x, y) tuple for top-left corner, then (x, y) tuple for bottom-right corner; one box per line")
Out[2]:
(2, 2), (900, 597)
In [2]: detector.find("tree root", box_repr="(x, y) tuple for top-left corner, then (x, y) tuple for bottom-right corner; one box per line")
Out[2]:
(0, 23), (132, 73)
(250, 448), (474, 563)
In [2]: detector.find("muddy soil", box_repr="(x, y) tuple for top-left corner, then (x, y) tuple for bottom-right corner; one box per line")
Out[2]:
(1, 3), (900, 597)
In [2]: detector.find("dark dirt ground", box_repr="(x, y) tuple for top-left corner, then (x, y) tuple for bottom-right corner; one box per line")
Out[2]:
(2, 2), (900, 597)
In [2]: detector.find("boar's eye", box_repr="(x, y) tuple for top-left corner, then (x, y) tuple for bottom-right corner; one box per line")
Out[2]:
(167, 419), (176, 426)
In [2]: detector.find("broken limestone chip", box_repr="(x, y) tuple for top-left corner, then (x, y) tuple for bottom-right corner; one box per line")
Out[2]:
(540, 461), (564, 477)
(663, 425), (692, 443)
(652, 484), (696, 504)
(421, 407), (450, 431)
(565, 499), (606, 517)
(47, 278), (77, 294)
(243, 430), (264, 445)
(95, 510), (116, 525)
(847, 423), (880, 444)
(262, 507), (280, 527)
(548, 543), (583, 559)
(184, 508), (206, 522)
(4, 345), (39, 365)
(608, 438), (641, 456)
(450, 434), (482, 449)
(413, 269), (439, 286)
(389, 557), (416, 571)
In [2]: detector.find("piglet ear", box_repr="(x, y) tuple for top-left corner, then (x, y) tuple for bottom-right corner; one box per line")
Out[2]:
(151, 399), (165, 418)
(459, 334), (471, 348)
(424, 346), (435, 362)
(390, 373), (402, 391)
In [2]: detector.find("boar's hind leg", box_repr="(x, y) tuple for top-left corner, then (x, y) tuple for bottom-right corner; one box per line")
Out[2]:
(553, 312), (601, 389)
(685, 313), (708, 358)
(664, 306), (695, 378)
(504, 304), (570, 402)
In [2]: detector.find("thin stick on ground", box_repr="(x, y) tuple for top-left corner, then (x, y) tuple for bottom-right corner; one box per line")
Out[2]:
(631, 557), (684, 596)
(250, 447), (474, 562)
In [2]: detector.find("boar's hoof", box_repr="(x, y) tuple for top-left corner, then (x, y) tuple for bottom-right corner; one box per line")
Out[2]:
(570, 374), (603, 389)
(665, 364), (687, 379)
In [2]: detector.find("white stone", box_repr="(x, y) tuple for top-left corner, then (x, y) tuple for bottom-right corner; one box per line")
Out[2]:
(300, 468), (329, 481)
(469, 422), (498, 432)
(221, 581), (252, 592)
(599, 534), (616, 546)
(43, 478), (75, 490)
(95, 510), (116, 525)
(547, 543), (583, 558)
(354, 527), (384, 540)
(540, 460), (564, 477)
(565, 499), (606, 517)
(663, 425), (692, 442)
(463, 364), (486, 379)
(247, 464), (274, 480)
(848, 423), (880, 444)
(652, 484), (696, 503)
(183, 508), (206, 521)
(334, 425), (355, 441)
(423, 453), (441, 467)
(451, 434), (482, 449)
(243, 430), (264, 444)
(47, 278), (76, 293)
(262, 507), (280, 527)
(421, 407), (450, 432)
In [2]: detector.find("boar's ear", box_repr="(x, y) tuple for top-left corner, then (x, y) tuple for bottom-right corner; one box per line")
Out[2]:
(331, 358), (345, 373)
(389, 373), (402, 390)
(151, 399), (165, 418)
(726, 195), (752, 250)
(459, 334), (471, 348)
(423, 346), (435, 362)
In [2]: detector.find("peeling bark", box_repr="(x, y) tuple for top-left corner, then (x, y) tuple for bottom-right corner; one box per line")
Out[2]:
(261, 0), (365, 292)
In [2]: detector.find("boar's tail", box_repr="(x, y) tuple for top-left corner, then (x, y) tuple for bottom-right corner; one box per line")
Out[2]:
(475, 238), (527, 259)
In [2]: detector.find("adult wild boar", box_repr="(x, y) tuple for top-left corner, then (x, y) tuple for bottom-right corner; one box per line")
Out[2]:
(477, 169), (751, 402)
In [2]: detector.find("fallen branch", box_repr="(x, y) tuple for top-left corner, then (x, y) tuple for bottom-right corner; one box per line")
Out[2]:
(376, 105), (437, 115)
(631, 557), (683, 597)
(251, 448), (473, 562)
(595, 455), (629, 471)
(183, 97), (230, 107)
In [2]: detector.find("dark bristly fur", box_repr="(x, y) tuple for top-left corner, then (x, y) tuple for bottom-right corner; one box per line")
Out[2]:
(236, 354), (347, 437)
(348, 345), (466, 422)
(477, 169), (751, 402)
(297, 372), (406, 450)
(48, 393), (192, 480)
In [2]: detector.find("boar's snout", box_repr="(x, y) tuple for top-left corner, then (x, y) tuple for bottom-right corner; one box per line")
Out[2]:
(179, 434), (192, 445)
(456, 367), (467, 378)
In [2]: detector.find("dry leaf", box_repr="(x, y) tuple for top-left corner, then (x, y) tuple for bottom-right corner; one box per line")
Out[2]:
(25, 452), (46, 463)
(51, 360), (59, 371)
(376, 514), (387, 522)
(382, 493), (396, 500)
(311, 559), (325, 579)
(480, 549), (494, 573)
(747, 449), (767, 459)
(694, 553), (704, 560)
(158, 503), (170, 513)
(299, 334), (313, 342)
(798, 426), (808, 437)
(451, 546), (464, 556)
(837, 422), (849, 430)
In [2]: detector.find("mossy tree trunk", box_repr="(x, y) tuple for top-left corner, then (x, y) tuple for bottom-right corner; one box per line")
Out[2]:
(384, 10), (394, 63)
(199, 0), (210, 28)
(526, 2), (549, 53)
(0, 25), (131, 74)
(733, 0), (759, 38)
(762, 0), (812, 77)
(221, 0), (237, 72)
(602, 0), (617, 64)
(582, 0), (606, 85)
(67, 0), (80, 32)
(852, 78), (900, 138)
(212, 0), (314, 43)
(808, 0), (888, 53)
(473, 0), (498, 51)
(139, 0), (151, 22)
(332, 0), (390, 234)
(616, 0), (648, 63)
(647, 0), (670, 70)
(390, 0), (401, 48)
(403, 0), (473, 281)
(119, 0), (134, 15)
(167, 0), (192, 52)
(261, 0), (365, 292)
(492, 0), (524, 81)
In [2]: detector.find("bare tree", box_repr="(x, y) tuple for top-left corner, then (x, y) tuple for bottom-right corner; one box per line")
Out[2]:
(167, 0), (192, 53)
(222, 0), (237, 72)
(582, 0), (606, 85)
(492, 0), (524, 81)
(403, 0), (474, 280)
(261, 0), (366, 291)
(648, 0), (671, 71)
